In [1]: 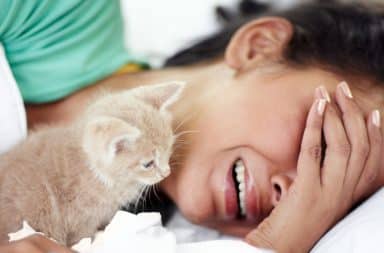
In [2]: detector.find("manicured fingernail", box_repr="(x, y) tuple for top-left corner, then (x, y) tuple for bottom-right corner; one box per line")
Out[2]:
(372, 110), (381, 127)
(317, 86), (331, 102)
(338, 81), (353, 98)
(317, 99), (327, 115)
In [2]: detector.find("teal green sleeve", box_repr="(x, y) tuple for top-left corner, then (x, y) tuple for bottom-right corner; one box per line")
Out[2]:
(0, 0), (145, 103)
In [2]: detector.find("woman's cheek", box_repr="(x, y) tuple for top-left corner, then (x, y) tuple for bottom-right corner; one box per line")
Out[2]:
(172, 162), (216, 225)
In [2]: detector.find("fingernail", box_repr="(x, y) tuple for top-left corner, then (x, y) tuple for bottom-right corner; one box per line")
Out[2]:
(317, 86), (331, 102)
(317, 99), (327, 115)
(338, 81), (353, 98)
(372, 110), (381, 127)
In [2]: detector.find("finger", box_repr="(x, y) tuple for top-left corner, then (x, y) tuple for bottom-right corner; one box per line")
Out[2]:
(7, 238), (42, 253)
(296, 98), (327, 186)
(245, 222), (274, 250)
(321, 102), (350, 189)
(334, 81), (369, 192)
(28, 234), (74, 253)
(354, 110), (382, 201)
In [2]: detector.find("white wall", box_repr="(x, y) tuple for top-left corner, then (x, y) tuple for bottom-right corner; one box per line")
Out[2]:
(120, 0), (240, 67)
(119, 0), (314, 67)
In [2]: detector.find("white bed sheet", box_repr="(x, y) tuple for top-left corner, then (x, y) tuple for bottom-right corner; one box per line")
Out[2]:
(168, 188), (384, 253)
(9, 188), (384, 253)
(0, 44), (27, 154)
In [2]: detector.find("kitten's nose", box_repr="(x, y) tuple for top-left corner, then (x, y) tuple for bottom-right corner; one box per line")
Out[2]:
(160, 165), (171, 178)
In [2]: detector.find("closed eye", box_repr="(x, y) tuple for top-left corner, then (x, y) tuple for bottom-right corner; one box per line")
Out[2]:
(142, 160), (155, 169)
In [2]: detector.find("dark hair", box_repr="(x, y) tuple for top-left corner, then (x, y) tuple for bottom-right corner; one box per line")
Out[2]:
(165, 0), (384, 82)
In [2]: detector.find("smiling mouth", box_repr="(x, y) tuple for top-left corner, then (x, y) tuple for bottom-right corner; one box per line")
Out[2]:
(225, 157), (261, 222)
(232, 159), (246, 218)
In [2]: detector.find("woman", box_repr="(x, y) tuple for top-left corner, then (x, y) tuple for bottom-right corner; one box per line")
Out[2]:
(1, 1), (384, 252)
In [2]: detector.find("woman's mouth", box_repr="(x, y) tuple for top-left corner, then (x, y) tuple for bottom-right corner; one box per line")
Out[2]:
(225, 159), (260, 221)
(234, 160), (246, 216)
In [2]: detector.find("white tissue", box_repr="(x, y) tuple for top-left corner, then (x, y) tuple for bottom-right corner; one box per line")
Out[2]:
(8, 221), (43, 241)
(8, 212), (176, 253)
(90, 212), (177, 253)
(8, 211), (270, 253)
(9, 188), (384, 253)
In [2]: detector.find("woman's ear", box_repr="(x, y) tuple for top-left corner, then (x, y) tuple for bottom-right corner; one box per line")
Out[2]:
(225, 17), (293, 71)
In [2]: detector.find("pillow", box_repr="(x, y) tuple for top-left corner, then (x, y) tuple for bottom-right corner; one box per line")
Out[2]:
(167, 188), (384, 253)
(312, 187), (384, 253)
(0, 44), (27, 154)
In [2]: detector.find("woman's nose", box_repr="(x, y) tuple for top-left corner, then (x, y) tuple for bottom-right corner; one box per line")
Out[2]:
(270, 174), (293, 207)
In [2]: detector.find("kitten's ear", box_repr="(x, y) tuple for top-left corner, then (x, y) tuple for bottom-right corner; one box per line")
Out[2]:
(82, 116), (141, 166)
(134, 81), (185, 111)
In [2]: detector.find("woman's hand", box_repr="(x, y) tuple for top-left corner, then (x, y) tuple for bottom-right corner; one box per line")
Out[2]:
(245, 82), (382, 253)
(0, 235), (74, 253)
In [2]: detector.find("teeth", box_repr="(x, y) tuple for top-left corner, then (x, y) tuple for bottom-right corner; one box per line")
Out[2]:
(234, 160), (246, 216)
(235, 163), (244, 173)
(236, 173), (243, 182)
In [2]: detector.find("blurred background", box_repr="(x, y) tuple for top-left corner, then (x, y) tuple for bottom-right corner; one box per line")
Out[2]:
(120, 0), (302, 67)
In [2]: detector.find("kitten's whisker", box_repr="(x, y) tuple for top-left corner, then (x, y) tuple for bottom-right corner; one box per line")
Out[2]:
(152, 184), (161, 201)
(133, 191), (141, 211)
(145, 185), (152, 207)
(176, 129), (200, 135)
(173, 138), (195, 146)
(169, 162), (185, 167)
(169, 160), (187, 166)
(173, 144), (190, 149)
(133, 185), (147, 212)
(174, 110), (200, 132)
(172, 144), (190, 151)
(173, 139), (193, 145)
(141, 186), (148, 210)
(175, 130), (200, 140)
(149, 185), (157, 206)
(170, 149), (189, 154)
(174, 116), (191, 133)
(143, 185), (150, 207)
(169, 154), (189, 160)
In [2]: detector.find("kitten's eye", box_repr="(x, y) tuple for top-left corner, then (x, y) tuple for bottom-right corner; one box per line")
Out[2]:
(142, 160), (155, 170)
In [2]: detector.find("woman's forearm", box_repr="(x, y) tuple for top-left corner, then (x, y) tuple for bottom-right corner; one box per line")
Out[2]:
(25, 67), (193, 128)
(26, 73), (137, 128)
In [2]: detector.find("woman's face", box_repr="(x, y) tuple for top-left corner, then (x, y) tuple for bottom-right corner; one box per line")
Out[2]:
(160, 17), (351, 236)
(161, 66), (343, 236)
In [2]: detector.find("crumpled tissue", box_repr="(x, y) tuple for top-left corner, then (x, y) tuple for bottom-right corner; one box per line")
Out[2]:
(8, 211), (271, 253)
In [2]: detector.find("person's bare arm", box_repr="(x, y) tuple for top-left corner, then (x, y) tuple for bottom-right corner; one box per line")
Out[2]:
(0, 235), (74, 253)
(25, 67), (191, 128)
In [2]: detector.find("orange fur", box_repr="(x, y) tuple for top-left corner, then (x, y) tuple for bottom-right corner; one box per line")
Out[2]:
(0, 81), (184, 246)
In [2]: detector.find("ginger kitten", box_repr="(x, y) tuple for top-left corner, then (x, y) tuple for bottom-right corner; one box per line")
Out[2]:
(0, 81), (184, 246)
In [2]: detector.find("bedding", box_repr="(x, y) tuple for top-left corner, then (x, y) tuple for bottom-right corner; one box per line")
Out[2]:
(169, 188), (384, 252)
(0, 44), (26, 154)
(8, 188), (384, 253)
